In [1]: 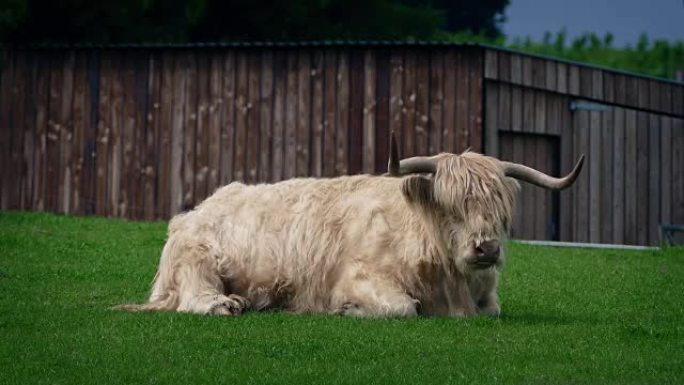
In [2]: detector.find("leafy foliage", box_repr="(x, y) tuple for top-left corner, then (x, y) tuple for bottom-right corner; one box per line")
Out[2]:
(444, 30), (684, 80)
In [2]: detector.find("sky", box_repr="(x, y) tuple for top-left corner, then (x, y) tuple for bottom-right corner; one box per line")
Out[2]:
(503, 0), (684, 47)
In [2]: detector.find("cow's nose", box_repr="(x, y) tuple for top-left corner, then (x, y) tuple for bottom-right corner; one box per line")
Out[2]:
(475, 240), (501, 261)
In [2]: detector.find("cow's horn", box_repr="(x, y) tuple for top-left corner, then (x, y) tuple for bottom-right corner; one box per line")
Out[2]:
(501, 154), (585, 190)
(398, 157), (438, 175)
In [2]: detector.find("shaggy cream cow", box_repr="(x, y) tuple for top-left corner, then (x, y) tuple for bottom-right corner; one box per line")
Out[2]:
(118, 134), (583, 317)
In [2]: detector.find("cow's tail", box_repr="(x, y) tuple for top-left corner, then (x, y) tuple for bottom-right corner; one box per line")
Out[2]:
(113, 237), (180, 313)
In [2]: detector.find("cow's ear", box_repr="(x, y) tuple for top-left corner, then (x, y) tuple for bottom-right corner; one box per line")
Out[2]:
(401, 176), (435, 207)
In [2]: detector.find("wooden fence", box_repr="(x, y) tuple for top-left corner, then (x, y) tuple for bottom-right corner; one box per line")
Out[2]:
(0, 45), (483, 221)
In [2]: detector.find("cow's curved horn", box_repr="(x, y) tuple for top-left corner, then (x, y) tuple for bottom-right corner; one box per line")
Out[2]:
(398, 157), (438, 175)
(501, 154), (585, 190)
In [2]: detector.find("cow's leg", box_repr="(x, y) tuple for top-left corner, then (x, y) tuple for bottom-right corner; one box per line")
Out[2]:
(174, 249), (250, 316)
(335, 278), (419, 317)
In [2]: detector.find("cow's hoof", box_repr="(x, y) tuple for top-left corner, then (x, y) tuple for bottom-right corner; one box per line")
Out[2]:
(209, 294), (250, 316)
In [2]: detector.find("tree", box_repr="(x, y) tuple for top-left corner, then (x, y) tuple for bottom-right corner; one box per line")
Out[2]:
(431, 0), (509, 37)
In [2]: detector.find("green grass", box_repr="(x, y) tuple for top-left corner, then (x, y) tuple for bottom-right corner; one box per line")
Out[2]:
(1, 211), (683, 385)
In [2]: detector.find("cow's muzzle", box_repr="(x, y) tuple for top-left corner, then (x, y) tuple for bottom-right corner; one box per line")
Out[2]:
(472, 240), (501, 268)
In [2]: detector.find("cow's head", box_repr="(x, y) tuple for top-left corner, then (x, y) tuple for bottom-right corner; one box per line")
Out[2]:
(387, 133), (584, 272)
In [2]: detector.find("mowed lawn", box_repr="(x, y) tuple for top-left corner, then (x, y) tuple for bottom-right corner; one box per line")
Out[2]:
(1, 212), (683, 385)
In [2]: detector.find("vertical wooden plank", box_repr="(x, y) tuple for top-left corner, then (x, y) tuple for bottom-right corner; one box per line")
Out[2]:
(21, 52), (37, 210)
(0, 52), (16, 210)
(531, 57), (545, 90)
(144, 51), (162, 220)
(511, 133), (526, 238)
(108, 52), (124, 217)
(603, 72), (615, 105)
(522, 88), (534, 134)
(348, 50), (364, 174)
(496, 51), (511, 83)
(271, 50), (286, 181)
(259, 50), (274, 182)
(207, 51), (223, 193)
(624, 109), (638, 244)
(636, 110), (649, 245)
(600, 108), (614, 243)
(559, 96), (574, 241)
(219, 51), (236, 185)
(181, 52), (197, 209)
(510, 54), (522, 85)
(32, 51), (50, 212)
(534, 136), (548, 239)
(468, 50), (483, 152)
(442, 50), (455, 152)
(295, 50), (311, 178)
(568, 65), (580, 96)
(614, 74), (627, 106)
(648, 114), (661, 245)
(534, 89), (547, 134)
(522, 136), (537, 238)
(521, 56), (533, 88)
(544, 60), (557, 92)
(284, 51), (298, 179)
(363, 49), (377, 173)
(335, 51), (349, 175)
(246, 51), (261, 183)
(69, 52), (87, 215)
(10, 52), (26, 210)
(310, 50), (324, 177)
(455, 50), (469, 152)
(322, 49), (337, 177)
(574, 110), (590, 242)
(133, 52), (149, 220)
(46, 51), (64, 213)
(428, 50), (444, 155)
(169, 52), (187, 216)
(510, 84), (522, 133)
(484, 49), (498, 80)
(556, 62), (567, 94)
(81, 51), (99, 216)
(374, 49), (390, 172)
(484, 81), (499, 157)
(157, 52), (175, 218)
(660, 116), (672, 229)
(120, 52), (136, 218)
(648, 80), (660, 112)
(625, 76), (639, 107)
(498, 78), (513, 129)
(414, 50), (429, 156)
(194, 52), (210, 200)
(579, 67), (592, 100)
(588, 109), (601, 243)
(591, 69), (604, 101)
(402, 51), (416, 156)
(234, 51), (249, 182)
(612, 107), (625, 244)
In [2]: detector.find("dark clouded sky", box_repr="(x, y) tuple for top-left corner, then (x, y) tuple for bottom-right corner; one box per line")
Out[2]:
(503, 0), (684, 46)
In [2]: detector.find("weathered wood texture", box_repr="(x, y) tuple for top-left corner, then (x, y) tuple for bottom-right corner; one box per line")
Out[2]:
(0, 46), (483, 219)
(486, 77), (684, 246)
(484, 48), (684, 117)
